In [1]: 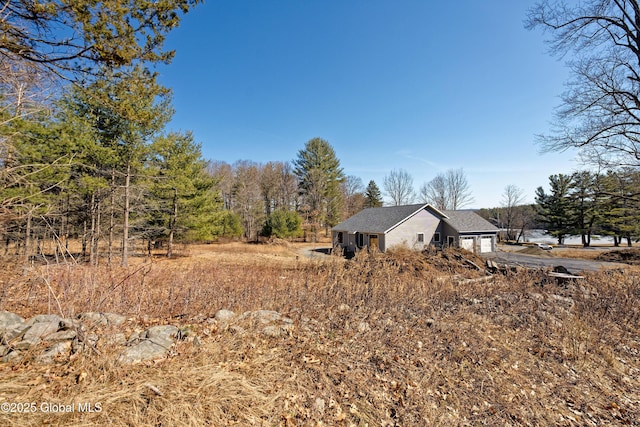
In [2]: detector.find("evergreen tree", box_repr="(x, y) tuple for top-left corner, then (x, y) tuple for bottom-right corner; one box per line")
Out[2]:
(569, 171), (598, 247)
(535, 174), (574, 245)
(2, 0), (201, 81)
(261, 210), (303, 239)
(364, 180), (383, 208)
(293, 138), (344, 240)
(147, 131), (219, 257)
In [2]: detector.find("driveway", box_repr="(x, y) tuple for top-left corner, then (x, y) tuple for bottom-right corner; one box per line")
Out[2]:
(484, 252), (627, 273)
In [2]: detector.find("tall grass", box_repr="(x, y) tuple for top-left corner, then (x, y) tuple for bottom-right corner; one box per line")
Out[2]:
(0, 248), (639, 425)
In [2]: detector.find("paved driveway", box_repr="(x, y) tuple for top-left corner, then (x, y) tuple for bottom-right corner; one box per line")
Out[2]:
(484, 252), (626, 273)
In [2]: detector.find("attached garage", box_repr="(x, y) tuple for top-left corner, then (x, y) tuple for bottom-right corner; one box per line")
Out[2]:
(441, 210), (499, 254)
(480, 236), (494, 253)
(460, 237), (475, 251)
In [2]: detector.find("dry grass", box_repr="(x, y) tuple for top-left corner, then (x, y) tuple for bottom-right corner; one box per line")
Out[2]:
(0, 244), (639, 425)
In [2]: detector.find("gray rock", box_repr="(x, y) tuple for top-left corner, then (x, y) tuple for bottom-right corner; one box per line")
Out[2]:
(1, 326), (28, 344)
(119, 339), (172, 364)
(37, 341), (72, 363)
(0, 344), (8, 357)
(43, 329), (77, 342)
(20, 320), (60, 346)
(2, 350), (22, 363)
(0, 311), (25, 330)
(77, 312), (126, 327)
(103, 313), (126, 326)
(144, 325), (178, 340)
(71, 332), (99, 354)
(252, 310), (282, 324)
(214, 309), (236, 322)
(24, 314), (61, 328)
(101, 333), (127, 347)
(59, 318), (80, 330)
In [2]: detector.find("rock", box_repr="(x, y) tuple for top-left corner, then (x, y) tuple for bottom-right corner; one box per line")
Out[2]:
(119, 339), (172, 364)
(0, 311), (25, 331)
(2, 350), (22, 363)
(117, 325), (178, 364)
(239, 310), (282, 324)
(37, 341), (72, 363)
(24, 314), (61, 326)
(101, 333), (127, 347)
(214, 309), (236, 322)
(145, 325), (178, 340)
(254, 310), (282, 323)
(77, 312), (126, 327)
(19, 319), (60, 347)
(44, 329), (77, 342)
(0, 312), (29, 343)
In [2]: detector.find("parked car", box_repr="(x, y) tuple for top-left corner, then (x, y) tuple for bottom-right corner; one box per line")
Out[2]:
(536, 243), (553, 250)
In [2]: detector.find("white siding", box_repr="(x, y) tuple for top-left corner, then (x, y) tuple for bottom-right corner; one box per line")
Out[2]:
(385, 208), (441, 250)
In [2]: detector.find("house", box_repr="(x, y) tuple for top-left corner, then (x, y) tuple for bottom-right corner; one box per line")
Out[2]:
(331, 203), (498, 254)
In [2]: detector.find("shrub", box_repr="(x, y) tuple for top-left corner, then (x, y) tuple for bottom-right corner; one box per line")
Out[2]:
(261, 209), (302, 239)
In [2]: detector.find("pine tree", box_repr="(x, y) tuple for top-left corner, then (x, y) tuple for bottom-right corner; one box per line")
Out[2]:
(364, 180), (383, 208)
(535, 174), (574, 245)
(293, 138), (344, 240)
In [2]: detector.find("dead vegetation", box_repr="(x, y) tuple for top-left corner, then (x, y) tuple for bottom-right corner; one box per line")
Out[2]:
(596, 248), (640, 265)
(0, 244), (639, 425)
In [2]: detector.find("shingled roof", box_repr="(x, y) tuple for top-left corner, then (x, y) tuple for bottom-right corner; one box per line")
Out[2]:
(332, 204), (446, 233)
(442, 210), (498, 233)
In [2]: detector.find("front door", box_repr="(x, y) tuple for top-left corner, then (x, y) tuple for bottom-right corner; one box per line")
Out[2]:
(369, 234), (379, 251)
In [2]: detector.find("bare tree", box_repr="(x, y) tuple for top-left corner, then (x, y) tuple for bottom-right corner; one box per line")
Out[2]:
(501, 184), (525, 240)
(526, 1), (640, 168)
(341, 175), (365, 218)
(420, 175), (447, 210)
(421, 168), (474, 210)
(383, 169), (415, 206)
(446, 168), (474, 210)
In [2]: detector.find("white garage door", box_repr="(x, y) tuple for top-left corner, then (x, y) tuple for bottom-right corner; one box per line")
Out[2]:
(460, 237), (474, 251)
(480, 237), (493, 253)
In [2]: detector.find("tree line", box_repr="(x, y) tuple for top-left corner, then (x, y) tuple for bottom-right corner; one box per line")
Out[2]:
(535, 169), (640, 247)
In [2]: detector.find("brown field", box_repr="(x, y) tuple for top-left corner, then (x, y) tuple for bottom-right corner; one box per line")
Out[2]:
(0, 243), (639, 426)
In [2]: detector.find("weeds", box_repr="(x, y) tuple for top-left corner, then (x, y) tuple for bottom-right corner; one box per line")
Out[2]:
(0, 246), (639, 425)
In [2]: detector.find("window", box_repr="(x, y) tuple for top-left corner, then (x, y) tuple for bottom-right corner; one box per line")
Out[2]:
(337, 232), (343, 244)
(417, 233), (424, 243)
(434, 232), (441, 243)
(357, 233), (364, 247)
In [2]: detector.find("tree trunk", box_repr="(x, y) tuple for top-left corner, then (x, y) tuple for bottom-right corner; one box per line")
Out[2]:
(109, 169), (115, 266)
(167, 188), (177, 258)
(89, 192), (96, 266)
(122, 162), (131, 267)
(82, 219), (87, 259)
(23, 211), (32, 267)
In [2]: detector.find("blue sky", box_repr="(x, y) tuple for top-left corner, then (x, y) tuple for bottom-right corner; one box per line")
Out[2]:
(157, 0), (580, 208)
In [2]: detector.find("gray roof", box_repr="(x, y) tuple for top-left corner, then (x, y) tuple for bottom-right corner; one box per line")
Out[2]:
(332, 204), (445, 234)
(442, 210), (499, 233)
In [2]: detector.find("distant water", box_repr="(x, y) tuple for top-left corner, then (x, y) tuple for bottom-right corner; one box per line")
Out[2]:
(524, 229), (615, 245)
